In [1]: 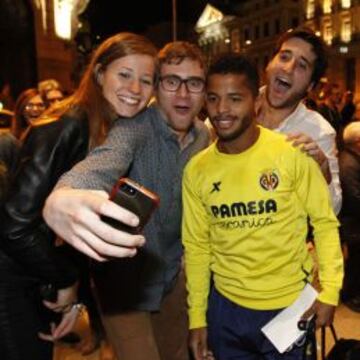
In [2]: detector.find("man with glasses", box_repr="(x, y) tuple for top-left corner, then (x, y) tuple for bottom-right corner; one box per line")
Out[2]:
(43, 41), (209, 360)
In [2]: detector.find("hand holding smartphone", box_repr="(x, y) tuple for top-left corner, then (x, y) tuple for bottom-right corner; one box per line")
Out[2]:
(102, 178), (160, 234)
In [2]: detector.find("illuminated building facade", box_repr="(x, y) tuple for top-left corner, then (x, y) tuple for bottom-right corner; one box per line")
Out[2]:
(232, 0), (303, 74)
(196, 4), (239, 63)
(196, 1), (303, 74)
(196, 0), (360, 99)
(303, 0), (360, 98)
(31, 0), (89, 91)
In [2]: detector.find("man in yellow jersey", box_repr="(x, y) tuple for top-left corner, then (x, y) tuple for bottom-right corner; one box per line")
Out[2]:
(182, 54), (343, 360)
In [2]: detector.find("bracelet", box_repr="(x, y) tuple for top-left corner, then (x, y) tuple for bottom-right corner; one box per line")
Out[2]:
(61, 302), (85, 314)
(71, 303), (86, 313)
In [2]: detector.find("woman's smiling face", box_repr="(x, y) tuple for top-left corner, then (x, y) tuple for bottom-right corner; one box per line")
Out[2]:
(98, 53), (156, 118)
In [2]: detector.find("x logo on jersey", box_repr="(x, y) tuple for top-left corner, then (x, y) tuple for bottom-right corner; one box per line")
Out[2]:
(210, 181), (221, 193)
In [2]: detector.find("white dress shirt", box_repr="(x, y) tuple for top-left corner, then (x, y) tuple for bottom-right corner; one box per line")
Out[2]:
(271, 101), (342, 214)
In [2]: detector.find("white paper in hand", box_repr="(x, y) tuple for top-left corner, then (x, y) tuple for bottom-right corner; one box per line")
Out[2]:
(261, 284), (318, 353)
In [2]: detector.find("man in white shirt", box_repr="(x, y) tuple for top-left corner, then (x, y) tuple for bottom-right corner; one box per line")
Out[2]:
(257, 28), (341, 213)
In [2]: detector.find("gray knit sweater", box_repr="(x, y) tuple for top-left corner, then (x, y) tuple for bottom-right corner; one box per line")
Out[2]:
(57, 104), (210, 311)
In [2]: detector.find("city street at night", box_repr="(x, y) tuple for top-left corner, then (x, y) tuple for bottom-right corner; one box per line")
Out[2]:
(0, 1), (359, 360)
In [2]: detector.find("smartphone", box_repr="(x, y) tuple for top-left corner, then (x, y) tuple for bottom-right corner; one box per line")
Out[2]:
(102, 178), (160, 234)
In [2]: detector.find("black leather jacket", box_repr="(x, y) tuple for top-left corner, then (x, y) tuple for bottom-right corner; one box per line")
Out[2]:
(0, 107), (89, 288)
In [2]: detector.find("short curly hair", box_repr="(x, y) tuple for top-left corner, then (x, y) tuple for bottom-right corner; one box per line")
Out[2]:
(207, 53), (259, 97)
(158, 41), (207, 73)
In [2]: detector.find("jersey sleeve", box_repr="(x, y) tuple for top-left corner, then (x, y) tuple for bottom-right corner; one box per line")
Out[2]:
(182, 160), (212, 329)
(293, 149), (343, 305)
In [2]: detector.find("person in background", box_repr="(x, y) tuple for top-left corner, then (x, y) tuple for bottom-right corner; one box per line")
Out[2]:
(183, 53), (343, 360)
(11, 88), (46, 139)
(339, 122), (360, 313)
(0, 132), (19, 202)
(0, 82), (15, 111)
(317, 83), (342, 134)
(43, 41), (210, 360)
(0, 32), (158, 360)
(257, 27), (342, 214)
(38, 79), (65, 108)
(0, 109), (14, 130)
(0, 105), (19, 203)
(340, 90), (356, 127)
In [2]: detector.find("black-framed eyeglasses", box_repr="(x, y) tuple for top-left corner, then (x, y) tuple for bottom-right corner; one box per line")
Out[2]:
(159, 75), (205, 93)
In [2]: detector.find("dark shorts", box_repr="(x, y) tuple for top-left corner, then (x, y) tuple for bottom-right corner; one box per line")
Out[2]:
(207, 287), (305, 360)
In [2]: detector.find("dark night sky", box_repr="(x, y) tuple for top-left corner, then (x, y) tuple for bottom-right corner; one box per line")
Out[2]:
(0, 0), (245, 96)
(84, 0), (241, 38)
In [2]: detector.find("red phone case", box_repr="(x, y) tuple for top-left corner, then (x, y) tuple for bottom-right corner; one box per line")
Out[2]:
(103, 178), (160, 234)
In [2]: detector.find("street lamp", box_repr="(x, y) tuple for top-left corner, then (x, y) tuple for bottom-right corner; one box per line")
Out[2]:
(172, 0), (177, 41)
(53, 0), (90, 40)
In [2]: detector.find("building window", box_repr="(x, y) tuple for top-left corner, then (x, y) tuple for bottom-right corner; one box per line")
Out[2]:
(264, 55), (269, 69)
(323, 0), (332, 14)
(275, 18), (280, 34)
(264, 22), (269, 37)
(341, 16), (352, 43)
(341, 0), (351, 9)
(306, 0), (315, 19)
(54, 0), (75, 40)
(255, 25), (260, 40)
(323, 20), (333, 45)
(291, 17), (299, 28)
(244, 28), (250, 41)
(231, 29), (241, 52)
